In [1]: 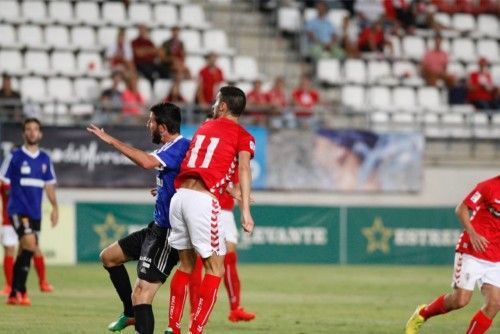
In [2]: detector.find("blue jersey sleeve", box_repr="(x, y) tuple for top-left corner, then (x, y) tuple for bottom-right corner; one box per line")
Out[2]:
(151, 147), (183, 170)
(0, 154), (14, 184)
(43, 158), (57, 184)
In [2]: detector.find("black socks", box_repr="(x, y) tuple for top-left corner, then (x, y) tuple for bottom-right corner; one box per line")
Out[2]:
(104, 265), (134, 317)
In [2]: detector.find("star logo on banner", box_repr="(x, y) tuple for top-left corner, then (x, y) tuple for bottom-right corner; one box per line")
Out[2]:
(362, 217), (393, 254)
(93, 214), (126, 249)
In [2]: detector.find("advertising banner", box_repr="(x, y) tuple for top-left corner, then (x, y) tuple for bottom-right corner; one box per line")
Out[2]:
(267, 129), (424, 192)
(0, 123), (267, 189)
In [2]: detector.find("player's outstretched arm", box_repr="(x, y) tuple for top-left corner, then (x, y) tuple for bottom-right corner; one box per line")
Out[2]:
(87, 124), (160, 169)
(455, 202), (489, 252)
(238, 151), (254, 234)
(45, 183), (58, 227)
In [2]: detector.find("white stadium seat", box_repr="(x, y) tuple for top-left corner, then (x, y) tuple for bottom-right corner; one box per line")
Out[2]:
(417, 86), (443, 112)
(402, 36), (426, 60)
(128, 3), (153, 25)
(393, 87), (416, 111)
(344, 59), (366, 84)
(451, 38), (476, 62)
(138, 78), (153, 103)
(327, 9), (349, 30)
(341, 85), (365, 110)
(427, 37), (450, 53)
(476, 40), (499, 64)
(180, 79), (197, 104)
(368, 86), (392, 111)
(102, 2), (126, 25)
(447, 62), (466, 79)
(98, 27), (119, 47)
(476, 15), (499, 38)
(74, 78), (100, 101)
(153, 79), (172, 101)
(367, 60), (392, 84)
(71, 26), (97, 50)
(0, 50), (24, 75)
(233, 56), (259, 81)
(47, 77), (74, 102)
(0, 24), (19, 49)
(21, 77), (47, 102)
(434, 13), (451, 27)
(492, 65), (500, 86)
(151, 29), (172, 47)
(203, 30), (234, 55)
(18, 25), (45, 48)
(277, 7), (301, 33)
(48, 1), (74, 25)
(75, 2), (101, 25)
(304, 8), (317, 21)
(24, 51), (51, 75)
(45, 25), (71, 50)
(0, 1), (21, 24)
(216, 57), (233, 81)
(51, 51), (77, 76)
(451, 13), (476, 32)
(186, 56), (206, 77)
(180, 4), (210, 29)
(153, 4), (178, 27)
(22, 0), (48, 24)
(77, 52), (105, 77)
(316, 58), (341, 85)
(125, 28), (138, 43)
(180, 30), (203, 54)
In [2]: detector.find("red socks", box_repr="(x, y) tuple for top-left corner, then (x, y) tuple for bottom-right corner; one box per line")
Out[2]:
(33, 255), (46, 283)
(419, 294), (448, 320)
(3, 255), (14, 287)
(190, 274), (221, 334)
(169, 270), (191, 334)
(224, 252), (241, 311)
(466, 310), (492, 334)
(189, 257), (203, 316)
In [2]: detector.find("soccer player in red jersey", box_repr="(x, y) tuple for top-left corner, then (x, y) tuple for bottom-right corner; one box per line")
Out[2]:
(166, 86), (255, 334)
(406, 175), (500, 334)
(188, 176), (256, 323)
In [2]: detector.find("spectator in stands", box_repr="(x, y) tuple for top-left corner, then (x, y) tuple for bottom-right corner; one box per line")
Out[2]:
(196, 52), (224, 109)
(420, 35), (454, 87)
(467, 57), (499, 111)
(106, 28), (134, 75)
(164, 78), (186, 106)
(159, 26), (191, 80)
(246, 79), (271, 126)
(340, 16), (360, 58)
(121, 73), (145, 121)
(0, 74), (22, 121)
(385, 0), (446, 34)
(266, 76), (293, 129)
(305, 1), (345, 61)
(100, 71), (124, 116)
(358, 20), (393, 56)
(131, 25), (167, 84)
(291, 75), (320, 128)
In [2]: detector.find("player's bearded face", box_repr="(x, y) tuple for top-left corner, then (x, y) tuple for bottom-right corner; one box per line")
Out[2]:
(152, 126), (162, 144)
(23, 124), (42, 145)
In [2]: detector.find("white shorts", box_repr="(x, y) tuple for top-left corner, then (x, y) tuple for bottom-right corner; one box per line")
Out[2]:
(168, 188), (226, 258)
(220, 210), (238, 245)
(452, 253), (500, 291)
(1, 225), (18, 247)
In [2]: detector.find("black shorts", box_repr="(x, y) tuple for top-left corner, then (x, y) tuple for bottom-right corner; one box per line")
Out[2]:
(9, 215), (41, 239)
(118, 222), (178, 284)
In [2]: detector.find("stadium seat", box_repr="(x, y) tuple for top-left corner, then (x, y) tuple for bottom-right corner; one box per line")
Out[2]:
(153, 79), (172, 101)
(217, 56), (233, 81)
(128, 3), (153, 25)
(47, 77), (74, 102)
(74, 78), (100, 101)
(51, 51), (77, 76)
(393, 87), (417, 112)
(388, 35), (402, 59)
(367, 60), (393, 85)
(18, 25), (45, 49)
(43, 103), (69, 118)
(451, 38), (476, 63)
(48, 1), (75, 26)
(304, 8), (317, 22)
(235, 81), (253, 95)
(417, 86), (444, 112)
(125, 28), (139, 43)
(21, 77), (47, 102)
(327, 9), (349, 31)
(277, 7), (301, 33)
(203, 30), (234, 56)
(427, 37), (451, 53)
(98, 27), (119, 47)
(151, 29), (172, 46)
(393, 61), (417, 78)
(0, 1), (21, 24)
(102, 2), (127, 26)
(233, 56), (259, 81)
(402, 36), (426, 60)
(75, 2), (101, 25)
(341, 85), (365, 111)
(368, 86), (392, 111)
(451, 13), (476, 33)
(180, 79), (197, 104)
(45, 25), (72, 50)
(21, 0), (48, 24)
(180, 29), (203, 55)
(24, 51), (51, 76)
(476, 15), (499, 38)
(77, 52), (105, 77)
(344, 59), (366, 84)
(138, 78), (153, 103)
(71, 27), (98, 51)
(186, 56), (206, 77)
(492, 65), (500, 86)
(476, 40), (499, 64)
(434, 13), (451, 28)
(447, 62), (466, 79)
(316, 59), (341, 85)
(153, 4), (178, 27)
(180, 4), (210, 29)
(0, 24), (20, 49)
(70, 103), (94, 117)
(0, 50), (24, 75)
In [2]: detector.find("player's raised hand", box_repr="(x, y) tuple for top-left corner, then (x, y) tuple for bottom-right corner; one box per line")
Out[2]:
(240, 210), (254, 234)
(469, 229), (489, 252)
(87, 124), (113, 144)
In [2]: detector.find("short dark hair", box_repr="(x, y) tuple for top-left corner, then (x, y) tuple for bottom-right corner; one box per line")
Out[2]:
(150, 102), (181, 134)
(23, 118), (42, 131)
(219, 86), (246, 117)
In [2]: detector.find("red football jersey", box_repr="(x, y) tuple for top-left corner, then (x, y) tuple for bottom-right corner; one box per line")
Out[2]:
(1, 182), (9, 226)
(219, 172), (239, 210)
(175, 118), (255, 200)
(456, 176), (500, 262)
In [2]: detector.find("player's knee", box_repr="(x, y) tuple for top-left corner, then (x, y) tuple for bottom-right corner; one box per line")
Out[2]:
(100, 248), (117, 267)
(486, 297), (500, 312)
(454, 294), (471, 309)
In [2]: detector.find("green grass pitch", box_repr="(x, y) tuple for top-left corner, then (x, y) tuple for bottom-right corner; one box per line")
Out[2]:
(1, 264), (499, 333)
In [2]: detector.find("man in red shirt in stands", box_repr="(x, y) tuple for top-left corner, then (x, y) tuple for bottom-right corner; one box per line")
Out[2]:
(467, 57), (498, 111)
(291, 75), (319, 128)
(246, 79), (270, 126)
(196, 52), (224, 110)
(406, 175), (500, 334)
(131, 25), (167, 83)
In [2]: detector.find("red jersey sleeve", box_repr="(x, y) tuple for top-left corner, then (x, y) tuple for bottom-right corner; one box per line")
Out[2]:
(463, 181), (489, 211)
(238, 128), (255, 158)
